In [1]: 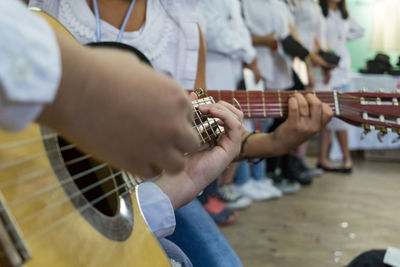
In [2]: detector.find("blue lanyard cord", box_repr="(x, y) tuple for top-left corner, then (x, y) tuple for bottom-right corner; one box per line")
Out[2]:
(92, 0), (136, 42)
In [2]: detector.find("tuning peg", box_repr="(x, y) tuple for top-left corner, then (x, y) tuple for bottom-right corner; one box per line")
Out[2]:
(360, 124), (371, 140)
(377, 130), (386, 143)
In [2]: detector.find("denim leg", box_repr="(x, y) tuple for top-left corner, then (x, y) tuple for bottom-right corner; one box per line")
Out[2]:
(158, 239), (193, 267)
(250, 160), (266, 181)
(234, 161), (251, 186)
(167, 199), (243, 267)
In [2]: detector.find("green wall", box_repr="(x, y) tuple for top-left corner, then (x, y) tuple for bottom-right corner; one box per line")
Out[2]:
(347, 0), (399, 72)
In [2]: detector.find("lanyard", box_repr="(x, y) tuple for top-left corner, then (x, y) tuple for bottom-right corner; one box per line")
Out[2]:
(92, 0), (136, 42)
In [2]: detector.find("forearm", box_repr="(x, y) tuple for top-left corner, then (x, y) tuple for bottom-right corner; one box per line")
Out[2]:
(238, 131), (286, 160)
(251, 35), (276, 48)
(37, 32), (93, 128)
(155, 169), (210, 211)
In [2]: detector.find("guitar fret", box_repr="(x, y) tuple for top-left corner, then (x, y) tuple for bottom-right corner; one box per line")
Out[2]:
(218, 90), (221, 102)
(232, 90), (235, 105)
(278, 90), (283, 117)
(262, 90), (266, 118)
(191, 96), (225, 145)
(192, 105), (206, 144)
(246, 90), (251, 118)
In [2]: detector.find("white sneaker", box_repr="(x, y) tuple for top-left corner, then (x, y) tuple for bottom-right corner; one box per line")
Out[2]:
(253, 179), (283, 198)
(273, 179), (301, 195)
(217, 184), (252, 210)
(235, 180), (276, 201)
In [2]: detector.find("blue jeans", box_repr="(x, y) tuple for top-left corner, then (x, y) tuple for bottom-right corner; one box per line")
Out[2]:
(167, 199), (243, 267)
(234, 161), (266, 186)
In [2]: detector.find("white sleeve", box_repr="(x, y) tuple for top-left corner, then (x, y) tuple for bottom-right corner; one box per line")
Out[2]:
(274, 2), (292, 40)
(197, 0), (256, 64)
(0, 0), (61, 131)
(346, 16), (364, 41)
(136, 182), (176, 240)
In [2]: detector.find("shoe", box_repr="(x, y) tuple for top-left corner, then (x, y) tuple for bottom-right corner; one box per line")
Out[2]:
(202, 196), (226, 214)
(340, 166), (353, 174)
(217, 184), (252, 210)
(202, 196), (237, 226)
(317, 163), (351, 173)
(298, 158), (324, 178)
(235, 180), (277, 201)
(253, 178), (283, 198)
(273, 177), (301, 195)
(210, 210), (237, 227)
(283, 155), (313, 186)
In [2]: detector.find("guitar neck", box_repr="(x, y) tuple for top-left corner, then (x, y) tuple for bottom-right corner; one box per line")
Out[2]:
(205, 90), (338, 119)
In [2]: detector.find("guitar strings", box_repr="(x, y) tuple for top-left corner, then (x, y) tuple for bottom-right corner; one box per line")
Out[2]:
(0, 175), (131, 251)
(0, 153), (92, 190)
(0, 143), (78, 171)
(0, 133), (57, 151)
(25, 181), (131, 242)
(5, 162), (109, 208)
(15, 171), (123, 226)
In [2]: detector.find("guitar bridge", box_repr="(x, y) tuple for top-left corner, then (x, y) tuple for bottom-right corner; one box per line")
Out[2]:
(0, 192), (30, 267)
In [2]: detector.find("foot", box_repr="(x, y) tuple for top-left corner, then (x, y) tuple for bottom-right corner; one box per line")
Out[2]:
(217, 184), (252, 210)
(316, 162), (342, 172)
(235, 180), (278, 201)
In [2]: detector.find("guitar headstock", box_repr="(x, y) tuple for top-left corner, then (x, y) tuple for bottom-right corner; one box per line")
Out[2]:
(191, 96), (225, 145)
(338, 89), (400, 142)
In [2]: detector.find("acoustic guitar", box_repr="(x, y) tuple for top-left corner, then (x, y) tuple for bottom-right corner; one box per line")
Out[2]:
(0, 10), (225, 267)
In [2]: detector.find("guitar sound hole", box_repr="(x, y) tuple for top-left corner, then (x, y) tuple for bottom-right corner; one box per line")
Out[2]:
(57, 137), (125, 217)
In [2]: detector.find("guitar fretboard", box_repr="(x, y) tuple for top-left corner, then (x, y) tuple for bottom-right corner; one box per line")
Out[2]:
(205, 90), (337, 119)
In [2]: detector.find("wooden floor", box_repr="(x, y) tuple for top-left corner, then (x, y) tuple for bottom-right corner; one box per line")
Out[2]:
(222, 159), (400, 267)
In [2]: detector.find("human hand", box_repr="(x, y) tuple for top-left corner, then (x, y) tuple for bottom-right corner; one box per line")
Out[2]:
(155, 101), (243, 210)
(263, 32), (276, 48)
(309, 53), (334, 69)
(244, 57), (262, 83)
(38, 34), (200, 178)
(270, 93), (333, 155)
(307, 67), (316, 90)
(323, 68), (332, 85)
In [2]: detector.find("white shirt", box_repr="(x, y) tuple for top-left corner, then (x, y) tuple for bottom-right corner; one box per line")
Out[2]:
(242, 0), (294, 90)
(0, 0), (61, 131)
(290, 0), (322, 52)
(325, 10), (364, 87)
(136, 182), (175, 239)
(30, 0), (199, 90)
(29, 0), (198, 239)
(197, 0), (256, 90)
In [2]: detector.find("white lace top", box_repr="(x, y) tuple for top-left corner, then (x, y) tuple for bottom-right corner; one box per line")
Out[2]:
(29, 0), (199, 89)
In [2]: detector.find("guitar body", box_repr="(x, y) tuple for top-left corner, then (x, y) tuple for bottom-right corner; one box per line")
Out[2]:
(0, 10), (170, 267)
(0, 125), (169, 266)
